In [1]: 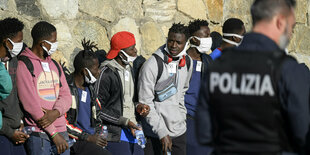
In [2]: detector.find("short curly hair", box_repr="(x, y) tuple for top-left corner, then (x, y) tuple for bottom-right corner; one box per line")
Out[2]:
(188, 19), (209, 36)
(0, 18), (24, 42)
(168, 22), (190, 39)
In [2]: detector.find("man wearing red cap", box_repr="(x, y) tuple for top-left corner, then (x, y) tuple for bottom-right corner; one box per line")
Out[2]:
(95, 31), (149, 155)
(138, 23), (193, 155)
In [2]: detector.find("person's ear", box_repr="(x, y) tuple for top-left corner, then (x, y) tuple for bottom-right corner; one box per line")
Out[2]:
(276, 15), (286, 34)
(4, 39), (12, 49)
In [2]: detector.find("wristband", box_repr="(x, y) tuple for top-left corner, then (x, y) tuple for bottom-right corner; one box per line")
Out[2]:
(51, 132), (59, 139)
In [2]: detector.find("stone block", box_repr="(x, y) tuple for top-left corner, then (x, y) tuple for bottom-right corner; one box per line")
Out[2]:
(140, 21), (166, 56)
(73, 20), (110, 63)
(15, 0), (40, 17)
(116, 0), (143, 19)
(79, 0), (116, 22)
(288, 24), (310, 55)
(0, 0), (8, 10)
(205, 0), (223, 22)
(223, 0), (254, 31)
(295, 0), (308, 23)
(39, 0), (78, 19)
(143, 0), (177, 23)
(177, 0), (207, 19)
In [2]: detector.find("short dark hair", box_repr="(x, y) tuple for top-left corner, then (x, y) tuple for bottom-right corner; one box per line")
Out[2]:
(168, 23), (190, 39)
(223, 18), (244, 35)
(31, 21), (56, 44)
(251, 0), (296, 25)
(188, 19), (209, 36)
(73, 39), (98, 74)
(0, 18), (24, 42)
(210, 31), (222, 51)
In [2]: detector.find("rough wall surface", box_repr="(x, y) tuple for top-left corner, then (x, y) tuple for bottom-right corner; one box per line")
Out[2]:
(1, 0), (309, 69)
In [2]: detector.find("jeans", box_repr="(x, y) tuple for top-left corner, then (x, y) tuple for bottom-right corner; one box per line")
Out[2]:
(26, 132), (70, 155)
(0, 135), (27, 155)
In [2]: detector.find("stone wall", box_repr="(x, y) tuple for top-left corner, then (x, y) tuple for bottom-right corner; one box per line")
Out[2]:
(1, 0), (310, 69)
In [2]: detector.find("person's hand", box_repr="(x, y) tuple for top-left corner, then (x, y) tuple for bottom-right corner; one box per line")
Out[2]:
(38, 108), (60, 128)
(136, 104), (150, 117)
(11, 130), (29, 144)
(87, 134), (108, 147)
(52, 133), (68, 154)
(161, 135), (172, 154)
(127, 121), (140, 137)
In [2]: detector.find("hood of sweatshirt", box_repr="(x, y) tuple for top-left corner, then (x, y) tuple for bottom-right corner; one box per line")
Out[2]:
(21, 47), (52, 62)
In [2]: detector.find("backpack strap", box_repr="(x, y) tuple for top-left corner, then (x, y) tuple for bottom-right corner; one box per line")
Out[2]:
(153, 54), (191, 82)
(51, 59), (62, 88)
(152, 54), (163, 83)
(18, 55), (35, 77)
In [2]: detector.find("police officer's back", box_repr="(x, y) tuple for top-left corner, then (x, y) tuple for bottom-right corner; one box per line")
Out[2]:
(196, 0), (310, 154)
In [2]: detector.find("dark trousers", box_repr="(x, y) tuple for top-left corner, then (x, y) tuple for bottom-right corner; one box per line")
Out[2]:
(144, 133), (186, 155)
(186, 116), (213, 155)
(71, 140), (112, 155)
(0, 135), (27, 155)
(106, 141), (144, 155)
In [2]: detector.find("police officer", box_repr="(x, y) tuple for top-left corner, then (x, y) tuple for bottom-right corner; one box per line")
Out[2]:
(196, 0), (310, 155)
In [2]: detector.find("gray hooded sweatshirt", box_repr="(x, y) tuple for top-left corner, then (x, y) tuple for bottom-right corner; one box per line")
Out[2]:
(138, 45), (193, 139)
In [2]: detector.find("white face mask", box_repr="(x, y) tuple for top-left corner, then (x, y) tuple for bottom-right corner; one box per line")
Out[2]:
(222, 33), (244, 46)
(7, 38), (23, 57)
(164, 41), (190, 58)
(120, 50), (137, 64)
(190, 36), (212, 53)
(84, 68), (97, 84)
(42, 40), (58, 55)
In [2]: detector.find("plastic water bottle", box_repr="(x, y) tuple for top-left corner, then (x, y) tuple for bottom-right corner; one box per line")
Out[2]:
(100, 125), (108, 148)
(166, 150), (171, 155)
(135, 124), (146, 149)
(50, 139), (76, 155)
(21, 126), (35, 134)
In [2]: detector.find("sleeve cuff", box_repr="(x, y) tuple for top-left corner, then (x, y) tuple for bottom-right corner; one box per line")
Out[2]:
(45, 125), (57, 136)
(80, 132), (90, 141)
(119, 116), (129, 126)
(157, 128), (169, 140)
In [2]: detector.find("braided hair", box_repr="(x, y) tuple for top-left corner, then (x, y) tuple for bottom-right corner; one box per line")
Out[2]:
(73, 38), (99, 74)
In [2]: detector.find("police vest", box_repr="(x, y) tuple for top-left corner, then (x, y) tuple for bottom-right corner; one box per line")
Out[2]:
(208, 49), (293, 153)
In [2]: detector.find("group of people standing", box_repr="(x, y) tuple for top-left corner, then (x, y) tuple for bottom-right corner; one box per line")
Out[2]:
(0, 0), (309, 155)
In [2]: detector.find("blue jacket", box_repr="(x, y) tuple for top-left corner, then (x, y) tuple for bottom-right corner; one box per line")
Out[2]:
(196, 32), (310, 154)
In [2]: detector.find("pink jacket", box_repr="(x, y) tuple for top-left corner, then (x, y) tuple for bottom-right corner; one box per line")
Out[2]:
(16, 48), (72, 136)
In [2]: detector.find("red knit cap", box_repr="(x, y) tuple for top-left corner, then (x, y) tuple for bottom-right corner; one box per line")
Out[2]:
(106, 31), (136, 59)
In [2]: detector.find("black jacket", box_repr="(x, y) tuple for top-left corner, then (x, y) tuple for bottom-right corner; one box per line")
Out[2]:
(66, 75), (101, 140)
(95, 57), (146, 142)
(196, 32), (310, 154)
(0, 57), (24, 138)
(201, 53), (213, 80)
(95, 64), (130, 142)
